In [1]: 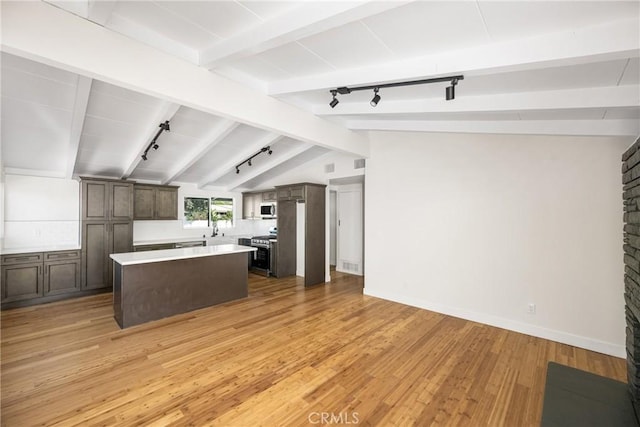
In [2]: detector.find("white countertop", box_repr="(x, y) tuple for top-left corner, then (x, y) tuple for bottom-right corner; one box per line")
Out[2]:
(1, 244), (81, 255)
(110, 244), (256, 266)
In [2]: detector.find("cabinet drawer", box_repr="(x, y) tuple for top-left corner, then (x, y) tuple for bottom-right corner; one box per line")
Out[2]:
(45, 250), (81, 261)
(1, 253), (44, 265)
(174, 241), (205, 248)
(134, 244), (175, 252)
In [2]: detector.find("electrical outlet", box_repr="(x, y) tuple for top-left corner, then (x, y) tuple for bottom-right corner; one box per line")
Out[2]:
(528, 303), (536, 314)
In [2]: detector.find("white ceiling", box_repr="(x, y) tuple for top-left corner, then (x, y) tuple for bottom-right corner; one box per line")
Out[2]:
(1, 0), (639, 190)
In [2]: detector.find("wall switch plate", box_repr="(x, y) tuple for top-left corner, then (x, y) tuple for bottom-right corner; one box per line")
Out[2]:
(528, 303), (536, 314)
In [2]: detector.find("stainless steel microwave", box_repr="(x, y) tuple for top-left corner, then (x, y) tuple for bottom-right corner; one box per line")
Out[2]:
(260, 202), (276, 218)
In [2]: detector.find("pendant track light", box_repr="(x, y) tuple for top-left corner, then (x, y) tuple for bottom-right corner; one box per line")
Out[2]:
(446, 78), (458, 101)
(370, 88), (380, 107)
(329, 90), (339, 108)
(235, 146), (273, 174)
(141, 120), (170, 161)
(328, 75), (464, 108)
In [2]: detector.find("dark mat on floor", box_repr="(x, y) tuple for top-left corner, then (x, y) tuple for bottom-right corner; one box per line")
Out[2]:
(540, 361), (638, 427)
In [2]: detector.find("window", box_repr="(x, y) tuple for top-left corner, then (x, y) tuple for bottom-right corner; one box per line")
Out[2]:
(211, 197), (233, 228)
(184, 196), (234, 229)
(184, 197), (209, 229)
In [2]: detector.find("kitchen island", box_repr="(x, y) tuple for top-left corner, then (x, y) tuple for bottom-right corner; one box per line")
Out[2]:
(110, 244), (256, 328)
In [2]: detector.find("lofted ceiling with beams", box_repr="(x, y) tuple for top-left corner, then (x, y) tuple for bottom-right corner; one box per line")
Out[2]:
(1, 0), (639, 191)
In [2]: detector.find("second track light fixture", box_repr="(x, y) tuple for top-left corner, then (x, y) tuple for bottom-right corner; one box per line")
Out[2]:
(328, 75), (464, 108)
(370, 88), (380, 107)
(235, 146), (273, 174)
(141, 120), (170, 161)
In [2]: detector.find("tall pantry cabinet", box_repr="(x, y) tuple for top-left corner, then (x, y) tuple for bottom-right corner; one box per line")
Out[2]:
(80, 178), (134, 290)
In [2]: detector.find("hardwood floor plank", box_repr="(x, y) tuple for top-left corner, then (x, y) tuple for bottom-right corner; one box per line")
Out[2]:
(1, 271), (626, 426)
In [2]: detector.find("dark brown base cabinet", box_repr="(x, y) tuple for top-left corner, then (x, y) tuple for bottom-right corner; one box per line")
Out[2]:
(1, 250), (85, 309)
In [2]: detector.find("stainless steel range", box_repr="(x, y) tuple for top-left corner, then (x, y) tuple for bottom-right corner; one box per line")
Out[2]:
(250, 228), (277, 276)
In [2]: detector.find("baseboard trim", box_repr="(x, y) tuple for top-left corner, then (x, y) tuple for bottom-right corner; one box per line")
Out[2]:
(363, 288), (625, 358)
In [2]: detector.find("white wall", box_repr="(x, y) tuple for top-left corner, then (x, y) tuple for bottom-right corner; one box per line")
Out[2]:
(2, 174), (80, 249)
(364, 131), (629, 357)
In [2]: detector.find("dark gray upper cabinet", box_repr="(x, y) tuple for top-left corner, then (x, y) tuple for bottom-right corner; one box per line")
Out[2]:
(262, 190), (277, 202)
(277, 185), (305, 201)
(81, 178), (133, 221)
(134, 184), (178, 220)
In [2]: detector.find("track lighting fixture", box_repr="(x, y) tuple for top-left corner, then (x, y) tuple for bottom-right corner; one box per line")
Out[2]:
(446, 78), (458, 101)
(141, 120), (170, 161)
(328, 75), (464, 107)
(235, 146), (273, 174)
(329, 90), (339, 108)
(370, 88), (380, 107)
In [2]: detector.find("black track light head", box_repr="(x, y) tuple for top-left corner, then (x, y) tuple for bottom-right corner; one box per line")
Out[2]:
(268, 149), (273, 155)
(236, 167), (240, 174)
(248, 160), (252, 166)
(141, 153), (148, 161)
(329, 90), (339, 108)
(446, 78), (458, 101)
(445, 85), (455, 101)
(160, 121), (170, 132)
(153, 144), (159, 150)
(370, 88), (380, 107)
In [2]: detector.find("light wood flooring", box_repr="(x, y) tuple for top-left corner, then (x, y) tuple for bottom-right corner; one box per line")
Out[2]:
(1, 271), (626, 426)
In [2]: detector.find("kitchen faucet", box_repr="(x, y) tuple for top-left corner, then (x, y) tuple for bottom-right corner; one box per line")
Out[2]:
(211, 222), (219, 237)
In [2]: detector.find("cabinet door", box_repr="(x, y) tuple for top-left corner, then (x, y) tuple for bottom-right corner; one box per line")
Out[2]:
(108, 221), (133, 287)
(82, 222), (109, 289)
(155, 187), (178, 220)
(243, 193), (255, 219)
(1, 262), (43, 302)
(133, 186), (155, 219)
(276, 200), (296, 277)
(263, 190), (277, 202)
(277, 187), (291, 201)
(82, 180), (109, 220)
(290, 186), (305, 200)
(110, 182), (133, 220)
(44, 259), (80, 296)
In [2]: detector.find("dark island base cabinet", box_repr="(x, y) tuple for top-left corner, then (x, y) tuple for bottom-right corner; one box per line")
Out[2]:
(113, 253), (248, 328)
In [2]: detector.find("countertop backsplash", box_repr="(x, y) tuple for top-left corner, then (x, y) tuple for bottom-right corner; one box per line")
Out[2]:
(2, 220), (80, 252)
(133, 219), (276, 245)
